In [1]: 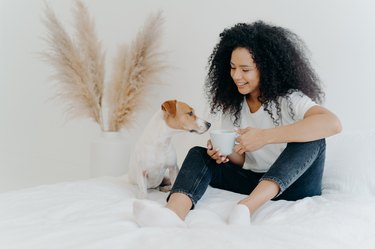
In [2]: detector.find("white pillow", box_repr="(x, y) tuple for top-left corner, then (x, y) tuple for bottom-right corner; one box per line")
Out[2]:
(323, 129), (375, 196)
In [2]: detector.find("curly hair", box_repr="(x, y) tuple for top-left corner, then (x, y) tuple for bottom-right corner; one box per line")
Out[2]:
(205, 21), (325, 126)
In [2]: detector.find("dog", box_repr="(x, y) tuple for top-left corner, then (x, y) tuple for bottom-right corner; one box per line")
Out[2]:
(127, 99), (211, 197)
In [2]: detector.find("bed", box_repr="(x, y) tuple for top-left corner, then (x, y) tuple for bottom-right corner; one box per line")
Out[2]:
(1, 130), (375, 249)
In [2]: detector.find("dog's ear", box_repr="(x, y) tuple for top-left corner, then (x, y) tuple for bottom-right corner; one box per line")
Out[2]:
(161, 100), (177, 117)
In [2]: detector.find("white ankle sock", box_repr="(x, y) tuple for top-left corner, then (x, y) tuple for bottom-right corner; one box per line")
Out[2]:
(133, 200), (187, 228)
(227, 204), (251, 226)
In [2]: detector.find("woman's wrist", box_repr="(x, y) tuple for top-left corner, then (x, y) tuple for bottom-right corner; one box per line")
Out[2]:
(263, 128), (276, 145)
(228, 152), (245, 166)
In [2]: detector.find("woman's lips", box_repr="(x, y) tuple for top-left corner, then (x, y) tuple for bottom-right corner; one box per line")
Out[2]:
(236, 82), (248, 87)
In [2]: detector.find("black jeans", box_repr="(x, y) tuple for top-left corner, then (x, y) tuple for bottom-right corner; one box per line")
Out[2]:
(167, 139), (326, 208)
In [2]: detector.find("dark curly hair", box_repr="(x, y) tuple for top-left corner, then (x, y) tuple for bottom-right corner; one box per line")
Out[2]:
(205, 21), (325, 126)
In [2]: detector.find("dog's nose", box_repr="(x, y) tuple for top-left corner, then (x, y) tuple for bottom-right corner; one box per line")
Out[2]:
(206, 122), (211, 129)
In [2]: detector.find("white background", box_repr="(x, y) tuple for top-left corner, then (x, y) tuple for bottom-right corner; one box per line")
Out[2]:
(1, 0), (375, 192)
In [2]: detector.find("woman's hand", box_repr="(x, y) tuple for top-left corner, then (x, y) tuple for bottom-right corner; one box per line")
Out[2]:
(207, 139), (230, 164)
(235, 127), (268, 154)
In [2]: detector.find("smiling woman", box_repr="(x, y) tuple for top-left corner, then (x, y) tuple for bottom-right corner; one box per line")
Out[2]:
(1, 0), (375, 248)
(206, 22), (326, 127)
(230, 47), (261, 100)
(1, 0), (374, 194)
(132, 20), (342, 228)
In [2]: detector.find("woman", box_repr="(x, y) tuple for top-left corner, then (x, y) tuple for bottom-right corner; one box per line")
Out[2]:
(133, 21), (342, 227)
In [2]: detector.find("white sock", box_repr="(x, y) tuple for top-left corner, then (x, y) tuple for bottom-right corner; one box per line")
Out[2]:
(227, 204), (251, 226)
(133, 199), (187, 228)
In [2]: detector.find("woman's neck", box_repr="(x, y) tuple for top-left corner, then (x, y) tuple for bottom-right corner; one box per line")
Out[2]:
(246, 95), (262, 113)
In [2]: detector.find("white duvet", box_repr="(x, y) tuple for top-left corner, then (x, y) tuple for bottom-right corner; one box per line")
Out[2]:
(1, 130), (375, 249)
(0, 175), (374, 249)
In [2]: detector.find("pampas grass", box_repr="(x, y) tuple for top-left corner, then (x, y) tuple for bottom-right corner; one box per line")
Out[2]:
(108, 11), (165, 131)
(42, 2), (104, 130)
(42, 0), (165, 132)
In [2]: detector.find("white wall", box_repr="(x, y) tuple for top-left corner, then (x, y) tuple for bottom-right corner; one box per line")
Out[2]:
(1, 0), (375, 192)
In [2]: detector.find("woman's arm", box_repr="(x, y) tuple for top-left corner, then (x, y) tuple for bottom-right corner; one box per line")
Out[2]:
(268, 105), (342, 143)
(227, 152), (245, 166)
(235, 105), (342, 153)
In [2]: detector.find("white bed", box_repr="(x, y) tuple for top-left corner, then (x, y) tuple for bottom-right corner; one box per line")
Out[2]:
(1, 130), (375, 249)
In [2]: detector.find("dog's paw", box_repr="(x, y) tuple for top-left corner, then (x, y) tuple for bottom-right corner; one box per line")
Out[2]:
(160, 177), (171, 186)
(158, 185), (172, 192)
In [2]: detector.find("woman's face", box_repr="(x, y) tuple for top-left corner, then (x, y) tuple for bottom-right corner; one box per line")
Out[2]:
(230, 47), (260, 97)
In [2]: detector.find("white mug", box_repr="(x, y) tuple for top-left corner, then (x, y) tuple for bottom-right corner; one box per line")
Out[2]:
(209, 129), (237, 156)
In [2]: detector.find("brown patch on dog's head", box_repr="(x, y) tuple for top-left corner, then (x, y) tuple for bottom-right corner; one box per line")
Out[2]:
(161, 100), (177, 118)
(161, 99), (211, 134)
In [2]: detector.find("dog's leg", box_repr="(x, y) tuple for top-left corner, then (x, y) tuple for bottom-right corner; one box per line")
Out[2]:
(169, 164), (179, 186)
(158, 177), (172, 192)
(160, 177), (171, 186)
(158, 166), (178, 193)
(136, 169), (148, 198)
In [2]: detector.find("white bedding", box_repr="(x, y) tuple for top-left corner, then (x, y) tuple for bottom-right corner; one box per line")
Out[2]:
(1, 130), (375, 249)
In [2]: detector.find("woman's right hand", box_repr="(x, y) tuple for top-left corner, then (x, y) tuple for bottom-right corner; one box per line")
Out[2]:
(207, 139), (230, 164)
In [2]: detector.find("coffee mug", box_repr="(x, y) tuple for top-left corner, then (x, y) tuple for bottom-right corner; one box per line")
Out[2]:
(209, 129), (237, 156)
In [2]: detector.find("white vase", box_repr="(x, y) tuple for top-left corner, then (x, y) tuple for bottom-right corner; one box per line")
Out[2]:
(90, 131), (131, 177)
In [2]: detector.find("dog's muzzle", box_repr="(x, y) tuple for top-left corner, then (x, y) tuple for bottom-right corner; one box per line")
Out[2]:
(190, 121), (211, 134)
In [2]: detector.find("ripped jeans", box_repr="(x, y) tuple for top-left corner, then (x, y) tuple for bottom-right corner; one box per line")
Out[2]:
(167, 139), (326, 208)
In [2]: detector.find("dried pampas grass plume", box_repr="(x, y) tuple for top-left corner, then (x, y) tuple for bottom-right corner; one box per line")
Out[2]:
(108, 11), (166, 131)
(42, 1), (105, 130)
(74, 0), (105, 124)
(41, 1), (166, 132)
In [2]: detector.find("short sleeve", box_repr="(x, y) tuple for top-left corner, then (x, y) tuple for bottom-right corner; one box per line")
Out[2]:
(281, 91), (318, 122)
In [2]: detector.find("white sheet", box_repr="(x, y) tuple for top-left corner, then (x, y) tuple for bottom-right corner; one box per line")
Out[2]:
(1, 176), (374, 249)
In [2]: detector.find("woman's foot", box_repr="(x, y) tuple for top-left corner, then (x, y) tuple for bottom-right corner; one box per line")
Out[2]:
(227, 204), (251, 225)
(133, 199), (187, 228)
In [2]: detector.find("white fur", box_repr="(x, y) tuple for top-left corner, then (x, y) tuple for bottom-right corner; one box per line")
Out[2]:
(128, 110), (197, 197)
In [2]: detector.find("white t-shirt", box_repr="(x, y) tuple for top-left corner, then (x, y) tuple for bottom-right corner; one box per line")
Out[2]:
(221, 91), (317, 172)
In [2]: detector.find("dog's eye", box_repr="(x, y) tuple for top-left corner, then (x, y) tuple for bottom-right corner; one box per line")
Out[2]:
(187, 111), (193, 116)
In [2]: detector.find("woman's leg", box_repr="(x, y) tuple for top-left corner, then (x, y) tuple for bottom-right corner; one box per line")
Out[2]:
(166, 146), (262, 219)
(134, 140), (325, 226)
(238, 180), (280, 214)
(239, 139), (326, 214)
(133, 146), (226, 227)
(274, 140), (326, 201)
(134, 146), (261, 227)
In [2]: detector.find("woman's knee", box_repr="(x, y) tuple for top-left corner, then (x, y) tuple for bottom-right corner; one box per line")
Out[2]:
(180, 146), (211, 169)
(285, 139), (326, 160)
(187, 146), (208, 158)
(288, 138), (326, 150)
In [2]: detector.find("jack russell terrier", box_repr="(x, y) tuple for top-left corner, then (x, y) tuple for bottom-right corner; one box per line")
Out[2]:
(128, 100), (211, 197)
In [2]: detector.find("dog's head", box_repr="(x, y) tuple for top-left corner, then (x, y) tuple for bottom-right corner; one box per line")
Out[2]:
(161, 100), (211, 134)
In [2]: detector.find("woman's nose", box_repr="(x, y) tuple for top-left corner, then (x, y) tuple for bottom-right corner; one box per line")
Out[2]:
(232, 69), (242, 80)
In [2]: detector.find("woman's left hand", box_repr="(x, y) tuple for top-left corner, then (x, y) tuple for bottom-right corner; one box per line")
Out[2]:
(234, 127), (268, 154)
